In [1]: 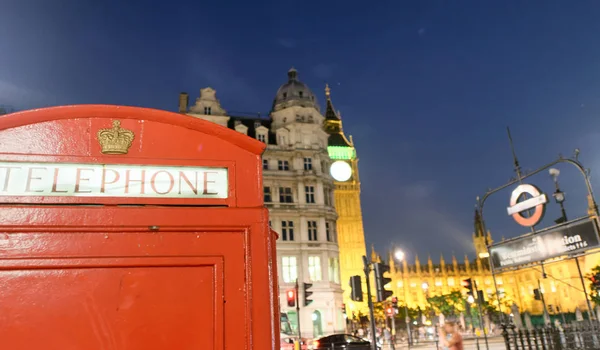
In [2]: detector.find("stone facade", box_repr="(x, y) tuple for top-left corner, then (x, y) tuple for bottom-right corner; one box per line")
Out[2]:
(178, 68), (367, 337)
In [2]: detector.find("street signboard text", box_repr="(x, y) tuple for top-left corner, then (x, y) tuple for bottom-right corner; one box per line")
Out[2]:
(490, 218), (600, 270)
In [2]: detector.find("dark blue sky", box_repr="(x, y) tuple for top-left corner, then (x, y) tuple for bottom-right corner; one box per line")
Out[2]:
(2, 1), (600, 262)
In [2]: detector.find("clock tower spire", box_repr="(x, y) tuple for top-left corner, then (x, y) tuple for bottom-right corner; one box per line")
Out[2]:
(324, 85), (368, 315)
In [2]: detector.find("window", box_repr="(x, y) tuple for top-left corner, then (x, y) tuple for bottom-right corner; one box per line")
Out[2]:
(308, 256), (322, 281)
(308, 220), (318, 241)
(283, 92), (287, 99)
(257, 134), (266, 143)
(303, 158), (312, 170)
(326, 222), (333, 242)
(278, 160), (290, 171)
(204, 107), (212, 115)
(279, 135), (287, 145)
(305, 186), (315, 204)
(279, 187), (293, 203)
(298, 91), (303, 98)
(263, 159), (269, 170)
(282, 256), (297, 283)
(281, 221), (294, 241)
(264, 187), (272, 202)
(329, 258), (340, 283)
(324, 188), (331, 206)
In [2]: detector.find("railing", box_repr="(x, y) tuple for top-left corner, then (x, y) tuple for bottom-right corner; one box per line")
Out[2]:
(501, 323), (600, 350)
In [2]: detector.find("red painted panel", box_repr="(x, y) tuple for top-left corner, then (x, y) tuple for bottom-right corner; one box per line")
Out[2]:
(0, 257), (223, 349)
(0, 105), (278, 350)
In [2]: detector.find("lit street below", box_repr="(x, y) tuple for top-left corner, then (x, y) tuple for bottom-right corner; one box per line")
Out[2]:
(381, 336), (506, 350)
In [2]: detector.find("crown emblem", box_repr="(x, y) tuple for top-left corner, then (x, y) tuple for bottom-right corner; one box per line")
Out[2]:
(97, 120), (135, 155)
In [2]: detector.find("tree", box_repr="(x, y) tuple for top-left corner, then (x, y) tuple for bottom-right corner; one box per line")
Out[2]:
(393, 303), (420, 321)
(426, 291), (465, 317)
(586, 265), (600, 306)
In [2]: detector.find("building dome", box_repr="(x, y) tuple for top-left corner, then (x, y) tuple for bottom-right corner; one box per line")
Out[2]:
(272, 68), (319, 112)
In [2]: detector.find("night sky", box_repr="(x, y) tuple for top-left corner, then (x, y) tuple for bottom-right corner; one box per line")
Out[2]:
(2, 1), (600, 262)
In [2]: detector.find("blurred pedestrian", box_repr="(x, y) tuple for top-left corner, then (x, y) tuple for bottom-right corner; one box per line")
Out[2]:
(441, 321), (463, 350)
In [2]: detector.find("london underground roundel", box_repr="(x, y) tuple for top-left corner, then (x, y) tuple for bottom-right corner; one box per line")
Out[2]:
(330, 161), (352, 182)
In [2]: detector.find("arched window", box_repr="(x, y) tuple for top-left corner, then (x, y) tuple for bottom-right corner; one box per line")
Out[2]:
(312, 310), (323, 337)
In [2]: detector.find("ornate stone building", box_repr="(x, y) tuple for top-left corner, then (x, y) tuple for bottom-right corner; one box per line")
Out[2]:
(177, 68), (368, 337)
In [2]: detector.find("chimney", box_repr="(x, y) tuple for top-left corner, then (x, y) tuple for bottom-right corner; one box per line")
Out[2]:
(178, 92), (189, 113)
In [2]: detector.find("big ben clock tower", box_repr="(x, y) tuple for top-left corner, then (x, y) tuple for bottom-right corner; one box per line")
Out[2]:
(324, 85), (368, 316)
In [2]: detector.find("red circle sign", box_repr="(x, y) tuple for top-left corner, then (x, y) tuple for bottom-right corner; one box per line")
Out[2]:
(507, 184), (547, 227)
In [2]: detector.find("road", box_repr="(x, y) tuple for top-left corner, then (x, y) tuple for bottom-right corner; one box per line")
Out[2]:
(382, 336), (506, 350)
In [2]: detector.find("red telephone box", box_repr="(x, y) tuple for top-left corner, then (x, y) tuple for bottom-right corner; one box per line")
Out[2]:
(0, 105), (280, 349)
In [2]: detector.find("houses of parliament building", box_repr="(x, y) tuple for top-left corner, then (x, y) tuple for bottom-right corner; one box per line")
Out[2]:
(365, 206), (600, 318)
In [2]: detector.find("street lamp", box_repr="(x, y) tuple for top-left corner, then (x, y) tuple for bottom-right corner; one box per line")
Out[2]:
(394, 250), (405, 261)
(393, 249), (412, 348)
(549, 168), (596, 324)
(549, 168), (567, 223)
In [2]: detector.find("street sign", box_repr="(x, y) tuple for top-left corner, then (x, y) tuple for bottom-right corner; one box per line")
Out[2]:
(507, 184), (547, 227)
(490, 217), (600, 269)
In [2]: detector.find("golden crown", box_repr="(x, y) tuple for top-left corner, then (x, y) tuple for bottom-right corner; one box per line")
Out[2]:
(97, 120), (135, 155)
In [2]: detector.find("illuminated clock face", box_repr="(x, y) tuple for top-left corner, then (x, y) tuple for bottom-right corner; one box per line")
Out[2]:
(330, 161), (352, 182)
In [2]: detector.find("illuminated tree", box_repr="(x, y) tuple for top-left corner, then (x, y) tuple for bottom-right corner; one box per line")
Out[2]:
(586, 265), (600, 306)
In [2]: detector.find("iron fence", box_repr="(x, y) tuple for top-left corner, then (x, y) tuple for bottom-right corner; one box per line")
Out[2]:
(501, 323), (600, 350)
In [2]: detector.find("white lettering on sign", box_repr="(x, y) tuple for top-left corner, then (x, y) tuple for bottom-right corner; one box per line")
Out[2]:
(506, 194), (547, 216)
(0, 162), (228, 199)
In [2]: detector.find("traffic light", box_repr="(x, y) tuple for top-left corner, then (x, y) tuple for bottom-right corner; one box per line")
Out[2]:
(303, 283), (313, 306)
(462, 278), (474, 296)
(286, 289), (296, 307)
(391, 296), (399, 314)
(350, 275), (363, 302)
(386, 306), (394, 317)
(342, 303), (346, 315)
(591, 273), (600, 290)
(533, 288), (542, 301)
(373, 262), (393, 302)
(477, 290), (485, 302)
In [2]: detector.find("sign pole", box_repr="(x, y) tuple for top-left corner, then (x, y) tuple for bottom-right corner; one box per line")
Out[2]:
(389, 307), (396, 350)
(574, 257), (597, 328)
(474, 281), (489, 350)
(402, 283), (412, 347)
(295, 279), (301, 343)
(537, 279), (551, 325)
(362, 255), (378, 350)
